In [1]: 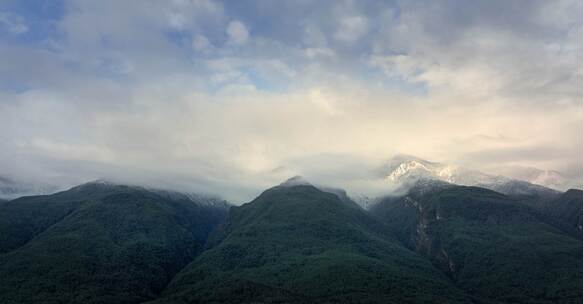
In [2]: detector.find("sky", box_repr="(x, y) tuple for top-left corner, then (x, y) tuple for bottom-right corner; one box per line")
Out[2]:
(1, 0), (583, 202)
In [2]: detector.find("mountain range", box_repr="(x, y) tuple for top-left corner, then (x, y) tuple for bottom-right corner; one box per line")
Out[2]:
(0, 181), (229, 304)
(381, 155), (565, 198)
(2, 157), (583, 303)
(2, 154), (580, 201)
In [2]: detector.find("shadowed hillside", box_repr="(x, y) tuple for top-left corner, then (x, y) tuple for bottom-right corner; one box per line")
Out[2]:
(371, 182), (583, 303)
(0, 182), (228, 304)
(152, 183), (472, 304)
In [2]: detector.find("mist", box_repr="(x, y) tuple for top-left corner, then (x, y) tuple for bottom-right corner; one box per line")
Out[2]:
(2, 0), (583, 202)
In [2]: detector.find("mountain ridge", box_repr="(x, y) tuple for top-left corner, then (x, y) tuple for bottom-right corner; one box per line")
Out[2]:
(370, 183), (583, 303)
(151, 182), (472, 304)
(381, 155), (563, 197)
(2, 177), (583, 303)
(0, 181), (229, 304)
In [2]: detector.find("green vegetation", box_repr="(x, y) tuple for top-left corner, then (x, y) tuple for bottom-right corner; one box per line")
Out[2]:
(3, 180), (583, 303)
(0, 194), (82, 254)
(0, 183), (227, 304)
(372, 185), (583, 303)
(153, 185), (471, 304)
(541, 189), (583, 233)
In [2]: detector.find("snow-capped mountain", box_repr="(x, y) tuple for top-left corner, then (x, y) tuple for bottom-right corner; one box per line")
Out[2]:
(382, 155), (560, 197)
(384, 155), (504, 186)
(489, 166), (583, 191)
(530, 170), (572, 190)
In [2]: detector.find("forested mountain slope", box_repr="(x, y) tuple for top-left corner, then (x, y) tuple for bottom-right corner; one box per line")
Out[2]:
(0, 182), (228, 304)
(153, 183), (471, 304)
(371, 182), (583, 303)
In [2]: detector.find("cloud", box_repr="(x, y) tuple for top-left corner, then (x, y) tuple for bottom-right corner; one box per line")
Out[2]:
(0, 12), (28, 34)
(226, 20), (249, 45)
(334, 16), (368, 43)
(2, 1), (583, 202)
(192, 34), (214, 53)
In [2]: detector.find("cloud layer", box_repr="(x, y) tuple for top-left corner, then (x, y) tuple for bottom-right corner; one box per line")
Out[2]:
(1, 0), (583, 202)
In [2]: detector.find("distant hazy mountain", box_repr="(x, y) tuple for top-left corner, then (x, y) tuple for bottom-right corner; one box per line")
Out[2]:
(494, 166), (583, 191)
(0, 181), (229, 304)
(382, 154), (561, 197)
(0, 176), (59, 200)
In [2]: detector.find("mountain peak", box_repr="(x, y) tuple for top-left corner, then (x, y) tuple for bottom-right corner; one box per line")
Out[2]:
(88, 178), (117, 184)
(279, 175), (312, 187)
(382, 154), (561, 197)
(384, 155), (463, 185)
(75, 180), (230, 208)
(564, 188), (583, 196)
(72, 179), (130, 192)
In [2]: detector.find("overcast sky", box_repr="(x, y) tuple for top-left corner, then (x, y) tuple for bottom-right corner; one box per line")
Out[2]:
(1, 0), (583, 201)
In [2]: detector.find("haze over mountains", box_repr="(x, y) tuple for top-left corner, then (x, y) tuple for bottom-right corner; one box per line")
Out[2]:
(380, 155), (565, 198)
(2, 154), (580, 205)
(3, 0), (583, 302)
(2, 174), (583, 303)
(383, 155), (582, 191)
(0, 176), (59, 200)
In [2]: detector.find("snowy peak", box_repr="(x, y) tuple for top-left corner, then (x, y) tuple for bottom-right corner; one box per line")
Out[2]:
(386, 159), (459, 184)
(495, 167), (583, 191)
(382, 155), (560, 196)
(384, 155), (495, 186)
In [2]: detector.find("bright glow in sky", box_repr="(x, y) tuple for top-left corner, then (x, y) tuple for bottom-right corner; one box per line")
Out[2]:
(1, 0), (583, 201)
